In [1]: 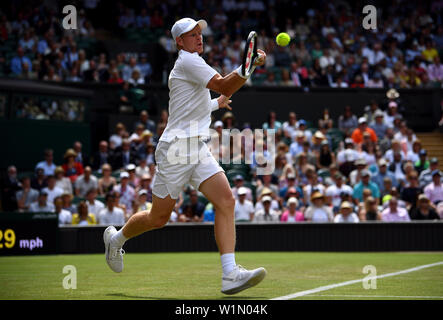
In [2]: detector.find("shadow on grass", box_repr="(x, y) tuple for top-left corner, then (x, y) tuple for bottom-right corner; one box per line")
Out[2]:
(107, 293), (179, 300)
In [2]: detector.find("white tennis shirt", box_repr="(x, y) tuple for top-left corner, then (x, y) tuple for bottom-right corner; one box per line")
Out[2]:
(160, 50), (219, 142)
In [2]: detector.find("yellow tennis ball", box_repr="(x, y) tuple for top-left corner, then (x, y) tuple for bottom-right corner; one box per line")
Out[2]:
(276, 32), (291, 46)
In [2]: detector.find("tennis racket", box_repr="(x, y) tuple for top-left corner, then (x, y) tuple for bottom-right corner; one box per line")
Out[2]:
(241, 31), (258, 78)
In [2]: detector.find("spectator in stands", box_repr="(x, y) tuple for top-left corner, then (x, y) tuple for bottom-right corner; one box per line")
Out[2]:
(254, 195), (280, 222)
(384, 102), (401, 128)
(231, 174), (253, 202)
(74, 166), (98, 197)
(406, 140), (422, 164)
(352, 169), (380, 205)
(62, 149), (84, 183)
(42, 175), (64, 204)
(179, 189), (206, 223)
(409, 194), (440, 220)
(351, 117), (378, 145)
(304, 191), (333, 222)
(98, 163), (117, 195)
(424, 170), (443, 205)
(35, 148), (56, 176)
(358, 196), (381, 221)
(388, 151), (407, 184)
(234, 187), (255, 222)
(414, 149), (430, 174)
(317, 140), (335, 169)
(61, 192), (76, 214)
(135, 174), (152, 201)
(419, 157), (442, 188)
(325, 172), (353, 213)
(54, 196), (72, 226)
(109, 122), (127, 150)
(400, 172), (422, 210)
(96, 192), (125, 225)
(1, 165), (20, 211)
(381, 197), (411, 222)
(72, 201), (97, 226)
(113, 171), (135, 216)
(92, 140), (112, 171)
(137, 54), (152, 83)
(85, 188), (105, 217)
(372, 157), (397, 191)
(334, 201), (359, 223)
(338, 106), (358, 136)
(126, 164), (139, 189)
(54, 166), (72, 195)
(73, 141), (89, 167)
(280, 197), (304, 222)
(129, 123), (146, 147)
(10, 47), (32, 75)
(132, 189), (152, 215)
(370, 110), (388, 140)
(135, 158), (150, 177)
(134, 110), (156, 134)
(112, 139), (137, 170)
(16, 176), (39, 212)
(29, 190), (54, 212)
(427, 56), (443, 86)
(256, 174), (279, 200)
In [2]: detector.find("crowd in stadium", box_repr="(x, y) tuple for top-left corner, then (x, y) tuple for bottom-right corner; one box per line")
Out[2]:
(1, 1), (443, 88)
(2, 87), (443, 225)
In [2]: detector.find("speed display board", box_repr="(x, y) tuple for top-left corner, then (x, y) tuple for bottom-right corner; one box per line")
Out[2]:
(0, 212), (58, 255)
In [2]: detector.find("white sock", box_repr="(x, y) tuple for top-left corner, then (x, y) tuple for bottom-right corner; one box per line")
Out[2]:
(221, 253), (236, 276)
(110, 229), (127, 248)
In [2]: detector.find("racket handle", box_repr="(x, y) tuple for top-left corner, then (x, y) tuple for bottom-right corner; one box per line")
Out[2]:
(235, 64), (257, 79)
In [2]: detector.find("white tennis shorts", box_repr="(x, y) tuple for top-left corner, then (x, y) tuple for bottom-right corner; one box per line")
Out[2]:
(152, 137), (224, 199)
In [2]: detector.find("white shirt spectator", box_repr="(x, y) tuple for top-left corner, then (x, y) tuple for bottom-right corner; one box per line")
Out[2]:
(254, 209), (279, 222)
(35, 161), (56, 176)
(334, 213), (359, 223)
(234, 199), (254, 221)
(98, 206), (125, 225)
(29, 201), (55, 212)
(86, 199), (105, 216)
(58, 209), (72, 226)
(326, 183), (353, 208)
(42, 186), (64, 204)
(424, 182), (443, 204)
(75, 175), (99, 197)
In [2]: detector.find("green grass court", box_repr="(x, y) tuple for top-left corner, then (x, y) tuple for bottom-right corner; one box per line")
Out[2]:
(1, 252), (443, 300)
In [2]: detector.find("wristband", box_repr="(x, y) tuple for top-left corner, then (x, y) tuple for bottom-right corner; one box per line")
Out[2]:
(235, 64), (257, 79)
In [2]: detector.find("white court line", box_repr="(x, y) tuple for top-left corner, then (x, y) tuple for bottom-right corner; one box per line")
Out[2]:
(307, 294), (443, 299)
(271, 261), (443, 300)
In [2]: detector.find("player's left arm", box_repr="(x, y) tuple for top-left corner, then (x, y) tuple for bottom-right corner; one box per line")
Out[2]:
(207, 49), (266, 98)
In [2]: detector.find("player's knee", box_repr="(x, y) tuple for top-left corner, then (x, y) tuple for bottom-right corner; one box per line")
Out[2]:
(215, 193), (236, 211)
(151, 214), (170, 229)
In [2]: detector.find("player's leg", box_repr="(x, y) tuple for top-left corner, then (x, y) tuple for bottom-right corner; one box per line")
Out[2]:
(198, 171), (267, 294)
(120, 194), (176, 238)
(198, 171), (236, 255)
(104, 194), (176, 273)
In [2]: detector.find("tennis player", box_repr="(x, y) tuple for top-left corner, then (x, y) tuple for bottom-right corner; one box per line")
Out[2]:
(104, 18), (267, 295)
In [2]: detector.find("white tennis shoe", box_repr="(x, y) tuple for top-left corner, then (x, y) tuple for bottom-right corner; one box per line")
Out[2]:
(104, 226), (125, 273)
(221, 265), (267, 295)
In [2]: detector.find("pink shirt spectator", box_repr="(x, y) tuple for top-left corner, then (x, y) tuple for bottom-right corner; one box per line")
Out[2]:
(280, 210), (304, 222)
(424, 182), (443, 204)
(381, 207), (411, 222)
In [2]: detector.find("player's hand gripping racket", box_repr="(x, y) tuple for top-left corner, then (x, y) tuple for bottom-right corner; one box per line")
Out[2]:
(241, 31), (258, 78)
